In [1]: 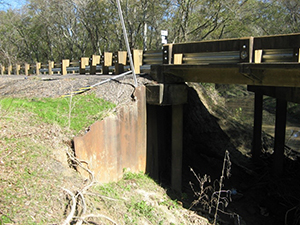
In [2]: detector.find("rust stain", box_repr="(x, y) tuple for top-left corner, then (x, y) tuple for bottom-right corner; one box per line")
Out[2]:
(74, 86), (147, 183)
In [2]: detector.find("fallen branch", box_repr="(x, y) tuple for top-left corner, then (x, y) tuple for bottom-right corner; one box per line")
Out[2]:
(61, 188), (76, 225)
(62, 149), (118, 225)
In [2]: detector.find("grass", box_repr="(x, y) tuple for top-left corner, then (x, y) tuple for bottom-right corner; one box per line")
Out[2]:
(0, 93), (115, 134)
(0, 94), (115, 224)
(0, 94), (209, 225)
(88, 171), (199, 225)
(0, 120), (68, 224)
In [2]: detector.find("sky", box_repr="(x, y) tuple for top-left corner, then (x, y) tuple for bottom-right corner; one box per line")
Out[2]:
(0, 0), (27, 11)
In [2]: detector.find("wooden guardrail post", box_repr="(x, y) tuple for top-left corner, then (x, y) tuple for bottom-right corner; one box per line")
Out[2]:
(90, 55), (100, 75)
(1, 65), (5, 75)
(48, 61), (54, 75)
(115, 51), (127, 75)
(15, 64), (20, 75)
(61, 59), (70, 75)
(36, 62), (41, 75)
(7, 64), (12, 75)
(80, 57), (89, 74)
(133, 49), (143, 74)
(102, 52), (112, 74)
(25, 63), (30, 76)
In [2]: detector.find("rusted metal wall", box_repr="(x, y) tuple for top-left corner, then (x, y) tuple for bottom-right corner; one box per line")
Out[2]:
(74, 86), (146, 183)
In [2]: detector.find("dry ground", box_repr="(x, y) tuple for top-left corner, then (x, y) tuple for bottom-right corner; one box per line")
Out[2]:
(0, 74), (209, 225)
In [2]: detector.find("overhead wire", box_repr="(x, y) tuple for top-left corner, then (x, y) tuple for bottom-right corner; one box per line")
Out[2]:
(61, 71), (133, 98)
(116, 0), (138, 87)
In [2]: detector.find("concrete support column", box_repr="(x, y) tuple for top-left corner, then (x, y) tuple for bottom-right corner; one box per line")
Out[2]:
(273, 98), (287, 175)
(172, 104), (183, 192)
(252, 91), (263, 161)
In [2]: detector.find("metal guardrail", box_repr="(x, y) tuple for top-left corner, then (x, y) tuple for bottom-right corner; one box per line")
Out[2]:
(182, 51), (241, 64)
(143, 51), (163, 64)
(1, 33), (300, 76)
(260, 49), (294, 63)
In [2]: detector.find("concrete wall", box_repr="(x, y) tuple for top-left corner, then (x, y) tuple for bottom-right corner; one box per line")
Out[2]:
(74, 86), (146, 183)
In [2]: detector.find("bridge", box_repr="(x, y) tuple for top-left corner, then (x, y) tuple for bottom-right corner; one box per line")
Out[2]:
(2, 33), (300, 192)
(146, 33), (300, 191)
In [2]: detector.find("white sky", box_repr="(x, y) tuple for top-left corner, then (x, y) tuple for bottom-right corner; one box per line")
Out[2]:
(0, 0), (27, 11)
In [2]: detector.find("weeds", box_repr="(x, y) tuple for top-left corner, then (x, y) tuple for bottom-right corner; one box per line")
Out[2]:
(190, 150), (240, 225)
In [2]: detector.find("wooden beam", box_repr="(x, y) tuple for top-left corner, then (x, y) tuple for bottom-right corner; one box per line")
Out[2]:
(253, 33), (300, 50)
(7, 64), (12, 75)
(248, 86), (300, 104)
(174, 54), (183, 65)
(1, 65), (5, 75)
(133, 49), (143, 74)
(24, 63), (30, 76)
(252, 91), (263, 161)
(150, 63), (300, 87)
(102, 52), (112, 74)
(80, 57), (89, 74)
(146, 84), (188, 106)
(171, 104), (183, 192)
(115, 51), (127, 75)
(61, 59), (70, 75)
(273, 99), (287, 175)
(146, 105), (159, 181)
(36, 62), (41, 75)
(255, 50), (263, 63)
(48, 61), (54, 75)
(90, 55), (100, 75)
(15, 64), (20, 75)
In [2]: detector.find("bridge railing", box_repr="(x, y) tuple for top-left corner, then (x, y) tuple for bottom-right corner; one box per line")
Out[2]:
(253, 34), (300, 63)
(163, 37), (254, 65)
(1, 33), (300, 76)
(163, 33), (300, 65)
(0, 49), (160, 76)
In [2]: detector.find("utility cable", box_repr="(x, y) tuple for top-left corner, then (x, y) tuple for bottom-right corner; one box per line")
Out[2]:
(61, 71), (133, 98)
(116, 0), (138, 87)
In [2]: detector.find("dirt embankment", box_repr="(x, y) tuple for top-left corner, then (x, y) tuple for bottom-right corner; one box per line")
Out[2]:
(2, 75), (300, 225)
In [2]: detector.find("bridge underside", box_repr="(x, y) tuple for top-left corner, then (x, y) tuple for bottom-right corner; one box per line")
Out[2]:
(148, 64), (300, 191)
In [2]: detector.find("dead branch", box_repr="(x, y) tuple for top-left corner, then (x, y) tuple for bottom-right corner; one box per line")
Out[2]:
(62, 148), (118, 225)
(61, 188), (77, 225)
